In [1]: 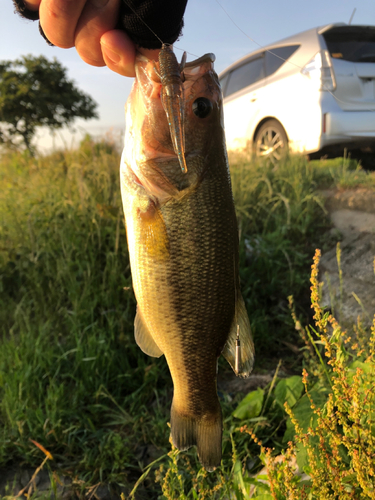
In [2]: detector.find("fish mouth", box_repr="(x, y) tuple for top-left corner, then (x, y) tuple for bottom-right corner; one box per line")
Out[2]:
(135, 50), (187, 174)
(135, 51), (218, 176)
(140, 136), (199, 165)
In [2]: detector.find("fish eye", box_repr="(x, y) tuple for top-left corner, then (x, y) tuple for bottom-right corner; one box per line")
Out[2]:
(192, 97), (213, 118)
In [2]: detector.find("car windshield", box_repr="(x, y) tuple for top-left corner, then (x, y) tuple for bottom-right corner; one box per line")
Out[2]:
(323, 26), (375, 63)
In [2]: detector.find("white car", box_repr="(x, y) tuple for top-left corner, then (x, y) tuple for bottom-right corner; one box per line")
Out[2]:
(219, 23), (375, 163)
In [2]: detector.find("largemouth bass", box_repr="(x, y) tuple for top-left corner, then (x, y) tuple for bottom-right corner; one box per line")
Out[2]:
(120, 47), (255, 471)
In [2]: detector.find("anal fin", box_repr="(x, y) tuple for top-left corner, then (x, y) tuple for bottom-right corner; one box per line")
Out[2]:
(134, 308), (163, 358)
(221, 293), (255, 378)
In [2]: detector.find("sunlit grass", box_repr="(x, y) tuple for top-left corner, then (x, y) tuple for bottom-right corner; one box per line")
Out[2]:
(229, 153), (333, 361)
(0, 138), (172, 492)
(0, 141), (374, 498)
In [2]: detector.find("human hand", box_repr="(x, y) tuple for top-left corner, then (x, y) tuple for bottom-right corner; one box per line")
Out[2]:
(23, 0), (157, 77)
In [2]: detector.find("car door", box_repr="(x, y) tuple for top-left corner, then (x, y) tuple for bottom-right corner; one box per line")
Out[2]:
(220, 54), (266, 151)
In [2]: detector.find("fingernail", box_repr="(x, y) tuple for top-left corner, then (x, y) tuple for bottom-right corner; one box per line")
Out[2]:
(101, 43), (121, 64)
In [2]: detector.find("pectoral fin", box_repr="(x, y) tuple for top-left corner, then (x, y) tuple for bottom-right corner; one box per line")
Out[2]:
(134, 308), (163, 358)
(222, 294), (255, 378)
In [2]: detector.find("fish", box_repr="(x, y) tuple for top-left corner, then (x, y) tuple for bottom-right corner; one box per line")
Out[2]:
(120, 46), (255, 471)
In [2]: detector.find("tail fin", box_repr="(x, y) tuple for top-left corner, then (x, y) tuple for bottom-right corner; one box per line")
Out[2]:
(170, 402), (222, 472)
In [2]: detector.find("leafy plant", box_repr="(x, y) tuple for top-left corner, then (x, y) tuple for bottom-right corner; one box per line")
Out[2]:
(233, 249), (375, 499)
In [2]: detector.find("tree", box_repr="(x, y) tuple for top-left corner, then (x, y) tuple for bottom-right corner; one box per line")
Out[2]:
(0, 55), (98, 154)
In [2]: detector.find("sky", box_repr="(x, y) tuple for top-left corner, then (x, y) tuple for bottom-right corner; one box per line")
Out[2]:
(1, 0), (375, 152)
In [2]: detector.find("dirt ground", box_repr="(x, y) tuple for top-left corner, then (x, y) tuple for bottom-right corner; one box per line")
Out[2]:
(319, 188), (375, 328)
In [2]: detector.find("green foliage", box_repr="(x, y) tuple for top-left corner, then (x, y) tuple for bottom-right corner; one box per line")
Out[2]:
(274, 376), (303, 410)
(282, 380), (328, 445)
(0, 139), (171, 494)
(310, 154), (375, 189)
(1, 148), (374, 498)
(229, 153), (332, 361)
(234, 249), (375, 500)
(0, 55), (98, 153)
(232, 388), (264, 420)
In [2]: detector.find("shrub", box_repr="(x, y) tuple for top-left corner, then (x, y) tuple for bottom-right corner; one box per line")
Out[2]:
(235, 249), (375, 499)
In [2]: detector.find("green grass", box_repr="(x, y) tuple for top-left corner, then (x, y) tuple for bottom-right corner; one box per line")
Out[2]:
(0, 139), (374, 498)
(0, 138), (172, 491)
(229, 153), (334, 364)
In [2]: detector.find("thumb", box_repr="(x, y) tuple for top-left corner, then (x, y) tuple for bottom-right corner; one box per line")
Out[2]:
(100, 30), (136, 77)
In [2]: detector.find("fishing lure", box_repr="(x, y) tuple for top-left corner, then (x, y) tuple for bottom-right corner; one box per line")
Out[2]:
(156, 44), (188, 174)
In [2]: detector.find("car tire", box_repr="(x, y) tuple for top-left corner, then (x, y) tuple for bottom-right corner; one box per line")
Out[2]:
(254, 120), (288, 163)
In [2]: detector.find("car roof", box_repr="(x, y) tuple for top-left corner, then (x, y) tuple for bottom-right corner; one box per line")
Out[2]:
(218, 22), (347, 78)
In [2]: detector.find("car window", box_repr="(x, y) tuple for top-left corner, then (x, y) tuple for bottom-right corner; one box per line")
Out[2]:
(219, 73), (230, 96)
(323, 26), (375, 63)
(224, 55), (265, 97)
(265, 45), (300, 76)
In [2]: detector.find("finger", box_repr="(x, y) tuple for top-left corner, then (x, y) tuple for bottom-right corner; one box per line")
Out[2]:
(100, 30), (136, 77)
(74, 0), (120, 67)
(39, 0), (87, 48)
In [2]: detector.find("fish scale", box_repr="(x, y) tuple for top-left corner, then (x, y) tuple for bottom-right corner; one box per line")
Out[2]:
(121, 48), (255, 470)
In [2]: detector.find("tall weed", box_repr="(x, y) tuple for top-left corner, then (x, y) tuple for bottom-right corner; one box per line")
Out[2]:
(233, 249), (375, 499)
(230, 153), (331, 359)
(0, 140), (171, 489)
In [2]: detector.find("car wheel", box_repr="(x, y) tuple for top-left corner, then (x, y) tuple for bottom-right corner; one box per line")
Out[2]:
(254, 120), (288, 163)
